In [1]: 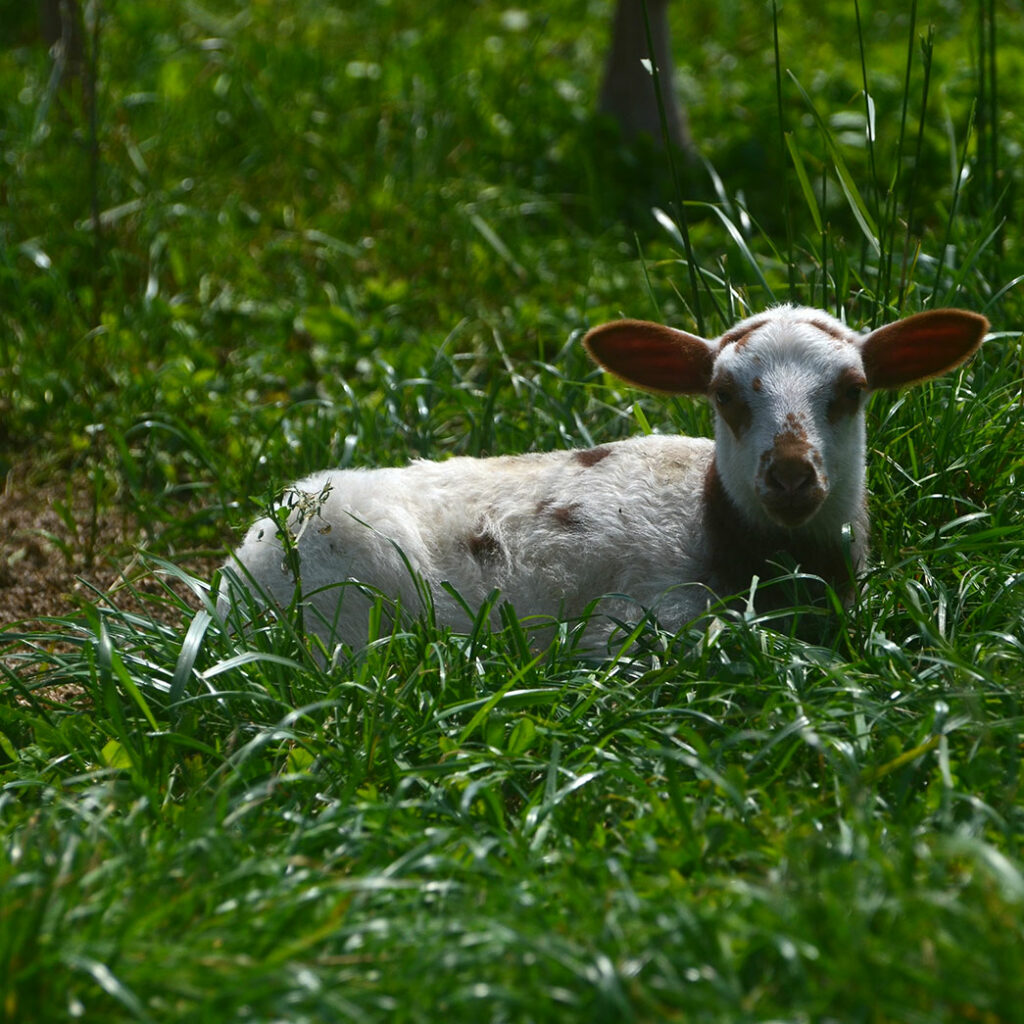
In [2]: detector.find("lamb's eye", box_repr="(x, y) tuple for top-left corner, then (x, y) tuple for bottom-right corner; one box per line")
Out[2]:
(829, 376), (868, 420)
(714, 388), (733, 407)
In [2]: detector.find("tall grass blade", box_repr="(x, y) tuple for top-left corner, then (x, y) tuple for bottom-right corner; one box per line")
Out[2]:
(639, 0), (704, 333)
(784, 133), (823, 235)
(789, 73), (880, 257)
(169, 608), (213, 705)
(772, 0), (796, 298)
(932, 101), (976, 304)
(898, 26), (935, 308)
(691, 202), (776, 300)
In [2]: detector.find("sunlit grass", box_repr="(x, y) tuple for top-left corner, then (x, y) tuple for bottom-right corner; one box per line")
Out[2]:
(1, 1), (1023, 1021)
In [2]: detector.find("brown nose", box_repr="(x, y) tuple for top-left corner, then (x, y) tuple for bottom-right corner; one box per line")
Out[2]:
(765, 454), (818, 497)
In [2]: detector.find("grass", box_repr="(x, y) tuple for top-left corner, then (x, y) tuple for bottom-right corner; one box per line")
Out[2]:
(2, 0), (1023, 1021)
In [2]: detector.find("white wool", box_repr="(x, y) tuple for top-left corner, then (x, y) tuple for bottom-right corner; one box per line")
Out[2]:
(223, 434), (717, 646)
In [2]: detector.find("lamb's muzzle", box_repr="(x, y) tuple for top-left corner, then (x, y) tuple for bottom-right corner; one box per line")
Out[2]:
(762, 447), (824, 526)
(221, 304), (989, 652)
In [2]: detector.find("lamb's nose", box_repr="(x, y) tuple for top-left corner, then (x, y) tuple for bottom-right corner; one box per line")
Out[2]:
(766, 455), (817, 496)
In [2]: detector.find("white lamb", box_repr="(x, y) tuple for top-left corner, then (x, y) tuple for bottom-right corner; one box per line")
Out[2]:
(220, 304), (987, 651)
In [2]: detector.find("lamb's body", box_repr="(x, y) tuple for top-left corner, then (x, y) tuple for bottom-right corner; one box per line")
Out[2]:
(222, 305), (987, 652)
(229, 436), (716, 641)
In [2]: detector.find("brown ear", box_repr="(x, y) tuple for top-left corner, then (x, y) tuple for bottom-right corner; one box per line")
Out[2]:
(861, 309), (988, 390)
(583, 319), (716, 394)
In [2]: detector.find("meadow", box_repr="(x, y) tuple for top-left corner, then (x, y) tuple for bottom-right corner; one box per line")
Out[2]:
(2, 1), (1023, 1020)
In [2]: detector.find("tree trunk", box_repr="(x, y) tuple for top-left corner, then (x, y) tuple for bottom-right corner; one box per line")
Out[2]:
(599, 0), (691, 152)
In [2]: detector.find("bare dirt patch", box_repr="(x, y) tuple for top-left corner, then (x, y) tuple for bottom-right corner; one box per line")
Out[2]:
(0, 470), (221, 630)
(1, 469), (227, 703)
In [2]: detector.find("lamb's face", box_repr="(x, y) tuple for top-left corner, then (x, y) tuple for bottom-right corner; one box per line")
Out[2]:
(584, 303), (986, 534)
(710, 310), (868, 530)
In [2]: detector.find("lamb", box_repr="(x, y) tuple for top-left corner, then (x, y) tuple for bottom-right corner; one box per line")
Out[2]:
(220, 304), (987, 652)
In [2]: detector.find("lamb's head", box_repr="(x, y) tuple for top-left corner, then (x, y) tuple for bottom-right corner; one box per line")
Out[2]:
(707, 308), (870, 529)
(584, 304), (988, 532)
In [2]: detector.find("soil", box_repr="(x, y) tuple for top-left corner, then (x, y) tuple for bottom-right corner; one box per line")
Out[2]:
(0, 470), (222, 631)
(0, 468), (228, 703)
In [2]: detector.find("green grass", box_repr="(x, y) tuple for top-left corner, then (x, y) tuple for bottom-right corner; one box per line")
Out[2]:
(2, 1), (1023, 1021)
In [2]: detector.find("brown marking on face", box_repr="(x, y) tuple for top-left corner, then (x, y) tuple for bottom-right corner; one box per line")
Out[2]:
(467, 530), (502, 564)
(805, 318), (855, 344)
(766, 415), (815, 477)
(827, 366), (868, 423)
(761, 411), (815, 471)
(574, 446), (612, 468)
(751, 376), (763, 392)
(710, 369), (752, 438)
(775, 413), (811, 453)
(759, 415), (826, 525)
(718, 318), (768, 349)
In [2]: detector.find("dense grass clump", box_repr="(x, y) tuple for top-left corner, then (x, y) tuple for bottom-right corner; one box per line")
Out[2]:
(1, 1), (1022, 1021)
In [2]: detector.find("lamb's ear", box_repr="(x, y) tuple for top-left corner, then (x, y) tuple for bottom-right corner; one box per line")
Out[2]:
(583, 318), (716, 394)
(860, 309), (988, 390)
